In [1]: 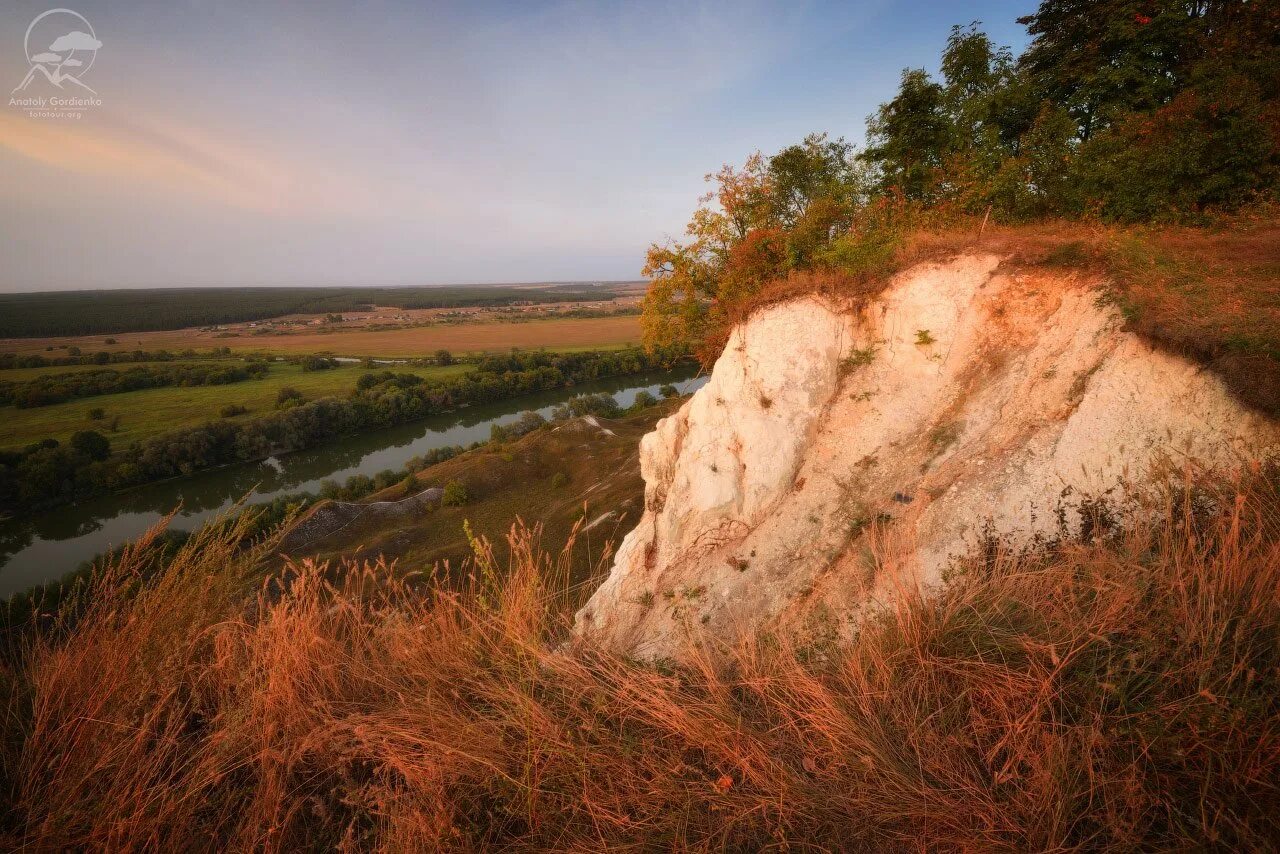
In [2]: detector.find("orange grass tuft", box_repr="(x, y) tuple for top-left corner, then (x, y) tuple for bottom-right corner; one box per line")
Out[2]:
(2, 472), (1279, 850)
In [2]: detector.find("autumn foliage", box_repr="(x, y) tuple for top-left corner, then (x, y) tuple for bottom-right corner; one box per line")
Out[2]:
(640, 2), (1280, 361)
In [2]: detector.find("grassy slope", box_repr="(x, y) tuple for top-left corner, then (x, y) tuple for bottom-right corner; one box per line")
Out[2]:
(0, 361), (473, 451)
(280, 402), (678, 584)
(2, 468), (1276, 850)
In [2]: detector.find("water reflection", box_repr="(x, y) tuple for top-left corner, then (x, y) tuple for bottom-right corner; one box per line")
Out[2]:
(0, 368), (706, 596)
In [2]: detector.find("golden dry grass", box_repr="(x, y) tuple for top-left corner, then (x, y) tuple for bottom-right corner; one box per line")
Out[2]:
(0, 315), (642, 358)
(2, 467), (1278, 850)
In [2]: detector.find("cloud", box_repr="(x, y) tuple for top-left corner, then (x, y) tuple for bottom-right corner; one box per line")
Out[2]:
(61, 58), (83, 67)
(48, 31), (102, 53)
(31, 52), (62, 64)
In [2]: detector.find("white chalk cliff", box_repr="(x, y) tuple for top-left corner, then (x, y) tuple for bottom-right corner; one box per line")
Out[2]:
(575, 254), (1280, 658)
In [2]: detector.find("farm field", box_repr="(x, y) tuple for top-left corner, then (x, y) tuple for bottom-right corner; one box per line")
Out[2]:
(0, 361), (473, 451)
(0, 314), (643, 358)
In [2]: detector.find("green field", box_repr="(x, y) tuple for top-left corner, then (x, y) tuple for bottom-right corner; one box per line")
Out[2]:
(0, 361), (473, 451)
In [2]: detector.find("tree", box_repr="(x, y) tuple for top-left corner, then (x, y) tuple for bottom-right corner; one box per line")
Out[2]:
(864, 69), (952, 200)
(435, 349), (455, 366)
(70, 430), (110, 461)
(1016, 0), (1208, 141)
(766, 134), (858, 227)
(640, 241), (717, 354)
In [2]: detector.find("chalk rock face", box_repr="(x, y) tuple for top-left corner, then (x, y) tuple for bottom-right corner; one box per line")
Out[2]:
(575, 255), (1280, 659)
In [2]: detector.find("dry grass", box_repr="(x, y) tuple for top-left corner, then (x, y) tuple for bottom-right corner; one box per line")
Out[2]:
(2, 466), (1278, 850)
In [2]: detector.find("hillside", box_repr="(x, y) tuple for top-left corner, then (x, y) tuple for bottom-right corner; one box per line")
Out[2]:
(275, 402), (683, 583)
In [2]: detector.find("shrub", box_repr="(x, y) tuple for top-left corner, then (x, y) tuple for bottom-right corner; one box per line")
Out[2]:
(300, 355), (337, 372)
(373, 469), (401, 491)
(275, 386), (304, 407)
(659, 383), (679, 398)
(219, 404), (248, 418)
(551, 472), (569, 488)
(839, 345), (877, 377)
(86, 407), (105, 421)
(343, 474), (374, 498)
(632, 390), (658, 410)
(440, 479), (469, 506)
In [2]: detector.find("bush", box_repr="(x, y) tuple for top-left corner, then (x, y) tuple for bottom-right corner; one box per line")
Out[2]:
(1078, 83), (1280, 222)
(373, 469), (401, 491)
(219, 404), (248, 418)
(275, 386), (304, 407)
(343, 474), (374, 499)
(551, 472), (569, 488)
(404, 446), (462, 473)
(659, 383), (679, 398)
(632, 390), (658, 409)
(300, 356), (337, 372)
(440, 479), (469, 506)
(561, 393), (621, 419)
(86, 407), (105, 421)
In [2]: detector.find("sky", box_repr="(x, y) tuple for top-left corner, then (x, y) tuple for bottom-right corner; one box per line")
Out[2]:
(0, 0), (1034, 292)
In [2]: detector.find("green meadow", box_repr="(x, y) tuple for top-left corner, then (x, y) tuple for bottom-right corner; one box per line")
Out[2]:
(0, 361), (473, 451)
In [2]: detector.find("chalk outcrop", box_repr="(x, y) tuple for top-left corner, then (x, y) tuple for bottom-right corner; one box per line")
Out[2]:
(575, 255), (1280, 658)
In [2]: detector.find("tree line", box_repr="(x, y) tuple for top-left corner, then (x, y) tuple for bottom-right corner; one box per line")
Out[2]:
(0, 347), (238, 371)
(0, 362), (271, 408)
(0, 285), (620, 338)
(0, 349), (672, 516)
(642, 0), (1280, 356)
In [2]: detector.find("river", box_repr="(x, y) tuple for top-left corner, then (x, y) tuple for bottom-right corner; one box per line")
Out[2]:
(0, 368), (706, 597)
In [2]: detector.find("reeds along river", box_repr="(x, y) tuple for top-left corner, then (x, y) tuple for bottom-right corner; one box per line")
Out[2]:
(0, 368), (706, 597)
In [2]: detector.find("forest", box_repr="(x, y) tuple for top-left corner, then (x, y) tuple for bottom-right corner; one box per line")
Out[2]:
(0, 283), (621, 338)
